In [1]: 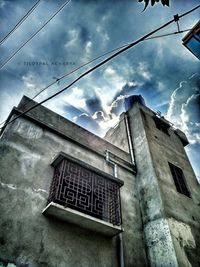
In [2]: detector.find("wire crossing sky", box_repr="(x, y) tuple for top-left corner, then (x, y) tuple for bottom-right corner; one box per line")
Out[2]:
(0, 0), (199, 180)
(0, 0), (42, 46)
(0, 0), (71, 69)
(1, 4), (199, 130)
(0, 27), (191, 127)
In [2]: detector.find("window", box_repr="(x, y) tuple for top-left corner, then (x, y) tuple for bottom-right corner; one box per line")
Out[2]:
(153, 116), (170, 135)
(182, 21), (200, 60)
(168, 162), (191, 198)
(47, 154), (123, 226)
(184, 34), (200, 60)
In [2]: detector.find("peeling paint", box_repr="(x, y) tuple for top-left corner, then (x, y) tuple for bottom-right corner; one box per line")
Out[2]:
(13, 119), (43, 140)
(20, 153), (41, 176)
(33, 188), (48, 194)
(4, 141), (41, 160)
(134, 136), (146, 148)
(145, 218), (179, 267)
(0, 182), (16, 190)
(168, 218), (196, 267)
(169, 218), (196, 249)
(0, 181), (47, 200)
(0, 263), (18, 267)
(7, 264), (17, 267)
(2, 141), (41, 176)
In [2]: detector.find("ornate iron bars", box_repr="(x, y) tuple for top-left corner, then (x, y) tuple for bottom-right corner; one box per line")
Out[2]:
(48, 158), (122, 226)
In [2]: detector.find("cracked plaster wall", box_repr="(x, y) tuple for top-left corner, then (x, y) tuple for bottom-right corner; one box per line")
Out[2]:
(127, 103), (179, 267)
(133, 103), (200, 267)
(168, 218), (196, 267)
(0, 103), (146, 267)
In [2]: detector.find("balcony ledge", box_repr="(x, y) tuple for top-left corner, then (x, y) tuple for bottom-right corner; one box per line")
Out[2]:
(42, 202), (123, 237)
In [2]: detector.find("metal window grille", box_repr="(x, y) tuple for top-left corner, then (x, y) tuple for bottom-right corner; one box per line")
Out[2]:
(169, 162), (191, 198)
(48, 158), (122, 226)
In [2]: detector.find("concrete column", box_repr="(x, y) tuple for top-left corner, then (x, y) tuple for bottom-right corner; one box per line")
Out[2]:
(128, 103), (179, 267)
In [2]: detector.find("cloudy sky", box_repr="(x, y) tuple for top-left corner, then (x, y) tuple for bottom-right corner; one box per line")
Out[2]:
(0, 0), (199, 180)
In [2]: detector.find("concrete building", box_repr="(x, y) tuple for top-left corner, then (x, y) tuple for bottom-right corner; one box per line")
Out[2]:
(0, 95), (200, 267)
(182, 20), (200, 60)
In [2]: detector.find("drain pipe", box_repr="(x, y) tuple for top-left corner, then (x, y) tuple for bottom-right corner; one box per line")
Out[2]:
(105, 150), (124, 267)
(105, 114), (134, 267)
(106, 150), (118, 178)
(124, 113), (135, 165)
(118, 232), (124, 267)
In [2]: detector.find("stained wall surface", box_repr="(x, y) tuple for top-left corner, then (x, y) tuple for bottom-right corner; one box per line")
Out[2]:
(0, 96), (147, 267)
(106, 99), (200, 267)
(128, 102), (200, 267)
(138, 104), (200, 267)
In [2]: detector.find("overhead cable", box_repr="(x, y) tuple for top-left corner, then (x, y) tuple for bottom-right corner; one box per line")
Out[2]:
(0, 0), (71, 70)
(0, 44), (130, 126)
(0, 4), (199, 130)
(145, 28), (191, 40)
(0, 27), (191, 126)
(0, 0), (42, 46)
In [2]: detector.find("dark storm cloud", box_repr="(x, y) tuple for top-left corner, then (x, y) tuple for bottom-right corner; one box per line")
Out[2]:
(75, 113), (103, 135)
(62, 103), (85, 121)
(188, 73), (200, 91)
(85, 97), (103, 114)
(77, 25), (91, 45)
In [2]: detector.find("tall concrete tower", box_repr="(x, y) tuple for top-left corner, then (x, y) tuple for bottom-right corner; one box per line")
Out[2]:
(105, 95), (200, 267)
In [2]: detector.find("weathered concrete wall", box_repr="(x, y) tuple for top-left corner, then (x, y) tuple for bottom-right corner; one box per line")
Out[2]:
(0, 97), (147, 267)
(104, 114), (129, 154)
(135, 103), (200, 267)
(127, 102), (179, 267)
(105, 98), (200, 267)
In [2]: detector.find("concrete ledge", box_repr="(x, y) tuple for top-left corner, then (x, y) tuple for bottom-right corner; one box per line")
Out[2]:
(42, 202), (123, 237)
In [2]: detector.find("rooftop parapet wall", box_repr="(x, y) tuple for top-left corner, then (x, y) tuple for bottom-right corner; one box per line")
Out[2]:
(1, 95), (133, 170)
(138, 103), (189, 146)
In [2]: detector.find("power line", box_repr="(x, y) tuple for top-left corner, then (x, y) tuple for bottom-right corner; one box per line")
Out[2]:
(0, 4), (199, 131)
(25, 28), (191, 101)
(22, 47), (131, 100)
(0, 27), (191, 127)
(145, 28), (191, 40)
(0, 27), (190, 126)
(0, 43), (130, 126)
(0, 2), (193, 123)
(0, 0), (71, 70)
(0, 0), (42, 46)
(1, 5), (199, 130)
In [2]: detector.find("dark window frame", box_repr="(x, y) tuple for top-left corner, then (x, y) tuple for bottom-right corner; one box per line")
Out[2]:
(153, 116), (170, 136)
(168, 162), (191, 198)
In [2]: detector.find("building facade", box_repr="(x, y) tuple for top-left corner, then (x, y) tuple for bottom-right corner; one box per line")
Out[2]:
(0, 95), (199, 267)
